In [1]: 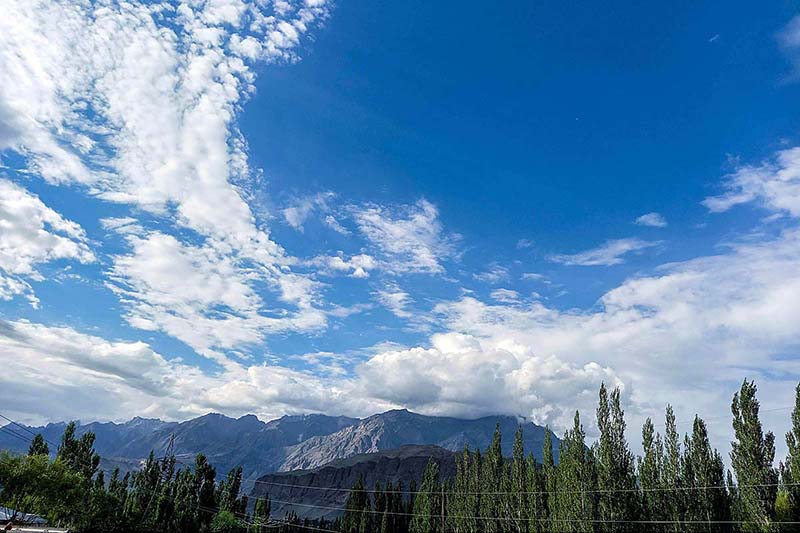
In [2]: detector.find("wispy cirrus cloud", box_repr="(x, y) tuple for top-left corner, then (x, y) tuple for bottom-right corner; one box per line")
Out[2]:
(352, 199), (457, 274)
(549, 238), (660, 266)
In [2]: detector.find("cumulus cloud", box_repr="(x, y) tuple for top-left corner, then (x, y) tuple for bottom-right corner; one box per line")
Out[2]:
(635, 212), (668, 228)
(0, 178), (94, 306)
(549, 238), (660, 266)
(703, 147), (800, 217)
(352, 199), (456, 274)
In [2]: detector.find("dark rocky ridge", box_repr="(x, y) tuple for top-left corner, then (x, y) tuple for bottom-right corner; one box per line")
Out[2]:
(251, 445), (458, 521)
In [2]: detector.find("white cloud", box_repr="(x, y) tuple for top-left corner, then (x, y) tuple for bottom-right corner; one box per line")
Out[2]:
(473, 263), (510, 284)
(0, 178), (94, 306)
(549, 238), (660, 266)
(521, 272), (547, 282)
(516, 238), (534, 249)
(107, 230), (325, 363)
(282, 192), (335, 232)
(374, 283), (413, 319)
(703, 147), (800, 217)
(635, 212), (668, 228)
(307, 253), (377, 278)
(352, 199), (456, 274)
(778, 15), (800, 79)
(0, 0), (330, 349)
(490, 288), (520, 303)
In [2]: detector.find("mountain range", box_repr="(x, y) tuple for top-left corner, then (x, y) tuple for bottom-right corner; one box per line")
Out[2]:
(0, 409), (559, 490)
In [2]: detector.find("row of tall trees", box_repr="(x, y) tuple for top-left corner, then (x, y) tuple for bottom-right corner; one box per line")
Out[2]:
(340, 380), (799, 532)
(0, 421), (284, 532)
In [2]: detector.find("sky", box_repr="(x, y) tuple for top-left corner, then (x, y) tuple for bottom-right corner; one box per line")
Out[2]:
(2, 0), (800, 454)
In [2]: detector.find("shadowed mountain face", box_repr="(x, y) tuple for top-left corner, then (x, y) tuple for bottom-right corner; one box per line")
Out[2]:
(251, 445), (459, 521)
(0, 409), (558, 488)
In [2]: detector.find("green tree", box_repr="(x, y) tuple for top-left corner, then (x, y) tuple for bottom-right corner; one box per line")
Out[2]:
(57, 421), (100, 480)
(410, 459), (440, 533)
(252, 494), (272, 532)
(682, 416), (730, 532)
(342, 474), (370, 533)
(195, 453), (218, 531)
(596, 384), (639, 532)
(783, 383), (800, 522)
(479, 424), (503, 532)
(638, 417), (663, 532)
(555, 411), (595, 532)
(542, 428), (558, 531)
(27, 434), (49, 456)
(730, 379), (778, 532)
(0, 450), (83, 527)
(662, 405), (684, 532)
(509, 426), (528, 532)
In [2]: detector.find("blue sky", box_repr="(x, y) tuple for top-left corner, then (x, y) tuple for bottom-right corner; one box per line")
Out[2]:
(2, 0), (800, 449)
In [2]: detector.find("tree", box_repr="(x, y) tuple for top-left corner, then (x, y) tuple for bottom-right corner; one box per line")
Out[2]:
(555, 411), (595, 532)
(195, 453), (218, 531)
(662, 405), (683, 532)
(342, 474), (370, 533)
(479, 424), (503, 532)
(0, 450), (83, 527)
(253, 494), (272, 532)
(509, 426), (528, 532)
(783, 383), (800, 522)
(638, 418), (662, 532)
(542, 427), (558, 531)
(57, 421), (100, 480)
(682, 416), (730, 532)
(27, 434), (49, 456)
(596, 384), (639, 532)
(410, 459), (440, 533)
(730, 379), (778, 531)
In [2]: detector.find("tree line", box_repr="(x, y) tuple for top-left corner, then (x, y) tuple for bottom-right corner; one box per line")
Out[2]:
(2, 379), (800, 531)
(339, 380), (800, 533)
(0, 421), (292, 532)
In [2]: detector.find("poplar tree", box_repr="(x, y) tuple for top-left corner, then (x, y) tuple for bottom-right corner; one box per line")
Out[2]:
(410, 459), (440, 533)
(542, 427), (558, 531)
(682, 416), (729, 532)
(28, 434), (49, 456)
(479, 424), (503, 532)
(783, 383), (800, 522)
(526, 451), (546, 533)
(596, 384), (639, 532)
(638, 417), (662, 532)
(730, 379), (777, 532)
(555, 411), (594, 532)
(662, 405), (683, 532)
(510, 426), (528, 532)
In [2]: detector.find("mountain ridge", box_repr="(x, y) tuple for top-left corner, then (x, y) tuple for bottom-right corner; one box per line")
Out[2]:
(0, 409), (559, 489)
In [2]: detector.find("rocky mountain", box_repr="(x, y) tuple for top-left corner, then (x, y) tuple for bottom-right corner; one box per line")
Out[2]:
(280, 409), (558, 471)
(251, 445), (458, 521)
(0, 409), (558, 489)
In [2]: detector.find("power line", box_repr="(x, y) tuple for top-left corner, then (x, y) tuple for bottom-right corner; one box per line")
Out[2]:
(263, 495), (800, 526)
